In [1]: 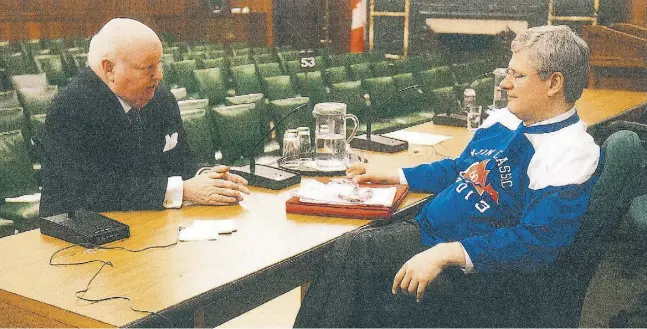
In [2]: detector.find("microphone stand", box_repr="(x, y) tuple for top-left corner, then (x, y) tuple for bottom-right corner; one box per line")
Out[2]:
(349, 85), (422, 153)
(432, 71), (493, 127)
(228, 103), (310, 190)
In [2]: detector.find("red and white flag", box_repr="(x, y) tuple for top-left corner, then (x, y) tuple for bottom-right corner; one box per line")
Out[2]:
(350, 0), (366, 53)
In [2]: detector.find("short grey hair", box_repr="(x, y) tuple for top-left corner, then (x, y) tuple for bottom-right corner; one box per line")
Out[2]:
(511, 25), (590, 103)
(87, 18), (160, 69)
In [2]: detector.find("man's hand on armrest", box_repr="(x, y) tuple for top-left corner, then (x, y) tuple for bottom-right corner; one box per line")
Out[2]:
(183, 166), (250, 205)
(346, 163), (400, 185)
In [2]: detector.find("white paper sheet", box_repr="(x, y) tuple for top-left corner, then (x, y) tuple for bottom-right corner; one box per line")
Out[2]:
(178, 220), (237, 241)
(295, 180), (397, 207)
(383, 131), (451, 146)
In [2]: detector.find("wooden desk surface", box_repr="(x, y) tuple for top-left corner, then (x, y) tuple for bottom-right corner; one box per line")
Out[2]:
(0, 88), (645, 328)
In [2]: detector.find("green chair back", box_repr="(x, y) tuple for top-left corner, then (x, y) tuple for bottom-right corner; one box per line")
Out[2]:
(269, 96), (312, 149)
(207, 49), (227, 59)
(284, 60), (302, 77)
(228, 55), (253, 67)
(72, 53), (88, 72)
(362, 76), (399, 119)
(0, 107), (25, 133)
(0, 130), (38, 200)
(3, 53), (32, 76)
(393, 73), (424, 113)
(180, 108), (216, 165)
(418, 66), (454, 90)
(18, 85), (59, 116)
(253, 53), (275, 64)
(256, 62), (283, 79)
(329, 80), (366, 120)
(263, 75), (297, 101)
(11, 73), (49, 91)
(428, 86), (459, 115)
(160, 53), (176, 86)
(163, 46), (182, 61)
(170, 60), (198, 93)
(210, 103), (264, 164)
(198, 57), (226, 70)
(278, 50), (300, 63)
(183, 51), (209, 61)
(349, 62), (373, 81)
(230, 64), (262, 95)
(224, 93), (269, 136)
(295, 71), (329, 105)
(324, 66), (349, 86)
(193, 67), (228, 106)
(470, 77), (494, 108)
(170, 87), (188, 101)
(177, 98), (209, 112)
(34, 54), (67, 87)
(372, 61), (393, 77)
(233, 48), (251, 57)
(0, 90), (20, 108)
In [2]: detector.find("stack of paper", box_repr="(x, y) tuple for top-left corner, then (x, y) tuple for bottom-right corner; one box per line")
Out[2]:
(295, 180), (397, 207)
(178, 220), (237, 241)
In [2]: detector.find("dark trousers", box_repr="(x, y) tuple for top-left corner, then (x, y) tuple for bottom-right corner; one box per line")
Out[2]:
(294, 218), (524, 328)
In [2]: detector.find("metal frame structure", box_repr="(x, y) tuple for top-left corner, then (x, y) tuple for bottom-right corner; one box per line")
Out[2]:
(368, 0), (410, 56)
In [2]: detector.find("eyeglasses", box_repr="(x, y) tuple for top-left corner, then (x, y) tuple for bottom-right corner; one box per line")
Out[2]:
(505, 68), (527, 80)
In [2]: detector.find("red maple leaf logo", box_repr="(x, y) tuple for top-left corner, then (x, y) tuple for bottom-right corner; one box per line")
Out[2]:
(460, 159), (500, 204)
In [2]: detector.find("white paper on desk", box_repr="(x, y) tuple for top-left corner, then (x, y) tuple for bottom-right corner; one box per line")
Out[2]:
(295, 180), (397, 207)
(383, 131), (451, 146)
(178, 220), (237, 241)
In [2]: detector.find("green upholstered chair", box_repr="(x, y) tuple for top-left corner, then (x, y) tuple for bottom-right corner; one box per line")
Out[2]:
(180, 108), (216, 165)
(198, 57), (226, 70)
(252, 47), (272, 55)
(427, 86), (459, 115)
(61, 47), (85, 76)
(390, 58), (410, 75)
(417, 66), (454, 90)
(210, 103), (266, 165)
(190, 44), (210, 52)
(170, 60), (198, 93)
(34, 54), (68, 87)
(324, 66), (350, 86)
(372, 61), (393, 77)
(269, 96), (312, 149)
(17, 85), (59, 116)
(256, 62), (283, 79)
(183, 51), (209, 61)
(11, 73), (49, 91)
(393, 72), (425, 114)
(253, 53), (276, 65)
(284, 60), (302, 77)
(0, 107), (25, 134)
(72, 53), (88, 72)
(230, 64), (263, 95)
(0, 218), (14, 238)
(345, 53), (365, 66)
(277, 50), (300, 64)
(163, 46), (182, 61)
(263, 75), (298, 101)
(207, 49), (227, 59)
(295, 71), (329, 106)
(170, 87), (188, 101)
(0, 41), (13, 57)
(0, 130), (40, 232)
(329, 80), (367, 123)
(160, 53), (176, 86)
(177, 99), (209, 112)
(0, 90), (20, 109)
(349, 62), (373, 81)
(362, 76), (399, 119)
(326, 54), (347, 68)
(44, 39), (65, 55)
(73, 37), (91, 50)
(3, 52), (32, 76)
(470, 77), (495, 108)
(224, 93), (271, 138)
(453, 59), (495, 85)
(193, 68), (228, 106)
(233, 48), (251, 57)
(228, 55), (253, 67)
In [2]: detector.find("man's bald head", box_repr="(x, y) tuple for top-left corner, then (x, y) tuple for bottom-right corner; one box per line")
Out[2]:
(88, 18), (161, 72)
(87, 18), (164, 108)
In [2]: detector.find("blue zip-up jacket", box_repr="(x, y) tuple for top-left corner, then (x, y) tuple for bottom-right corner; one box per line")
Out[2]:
(403, 108), (601, 272)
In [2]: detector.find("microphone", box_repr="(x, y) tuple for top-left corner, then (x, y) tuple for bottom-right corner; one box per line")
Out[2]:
(349, 85), (422, 153)
(432, 70), (493, 127)
(228, 103), (310, 190)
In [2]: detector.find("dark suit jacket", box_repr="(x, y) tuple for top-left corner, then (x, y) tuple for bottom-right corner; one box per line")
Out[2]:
(39, 68), (199, 217)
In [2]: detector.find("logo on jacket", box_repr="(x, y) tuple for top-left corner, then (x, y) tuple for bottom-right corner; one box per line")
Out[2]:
(460, 160), (500, 204)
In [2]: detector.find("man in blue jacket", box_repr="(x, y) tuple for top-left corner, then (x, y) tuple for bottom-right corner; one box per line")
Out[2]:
(295, 25), (600, 327)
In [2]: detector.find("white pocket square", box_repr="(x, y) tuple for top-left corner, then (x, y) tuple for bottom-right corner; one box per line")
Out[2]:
(163, 132), (178, 152)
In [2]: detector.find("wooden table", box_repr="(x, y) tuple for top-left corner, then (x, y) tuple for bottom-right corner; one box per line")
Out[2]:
(0, 89), (645, 328)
